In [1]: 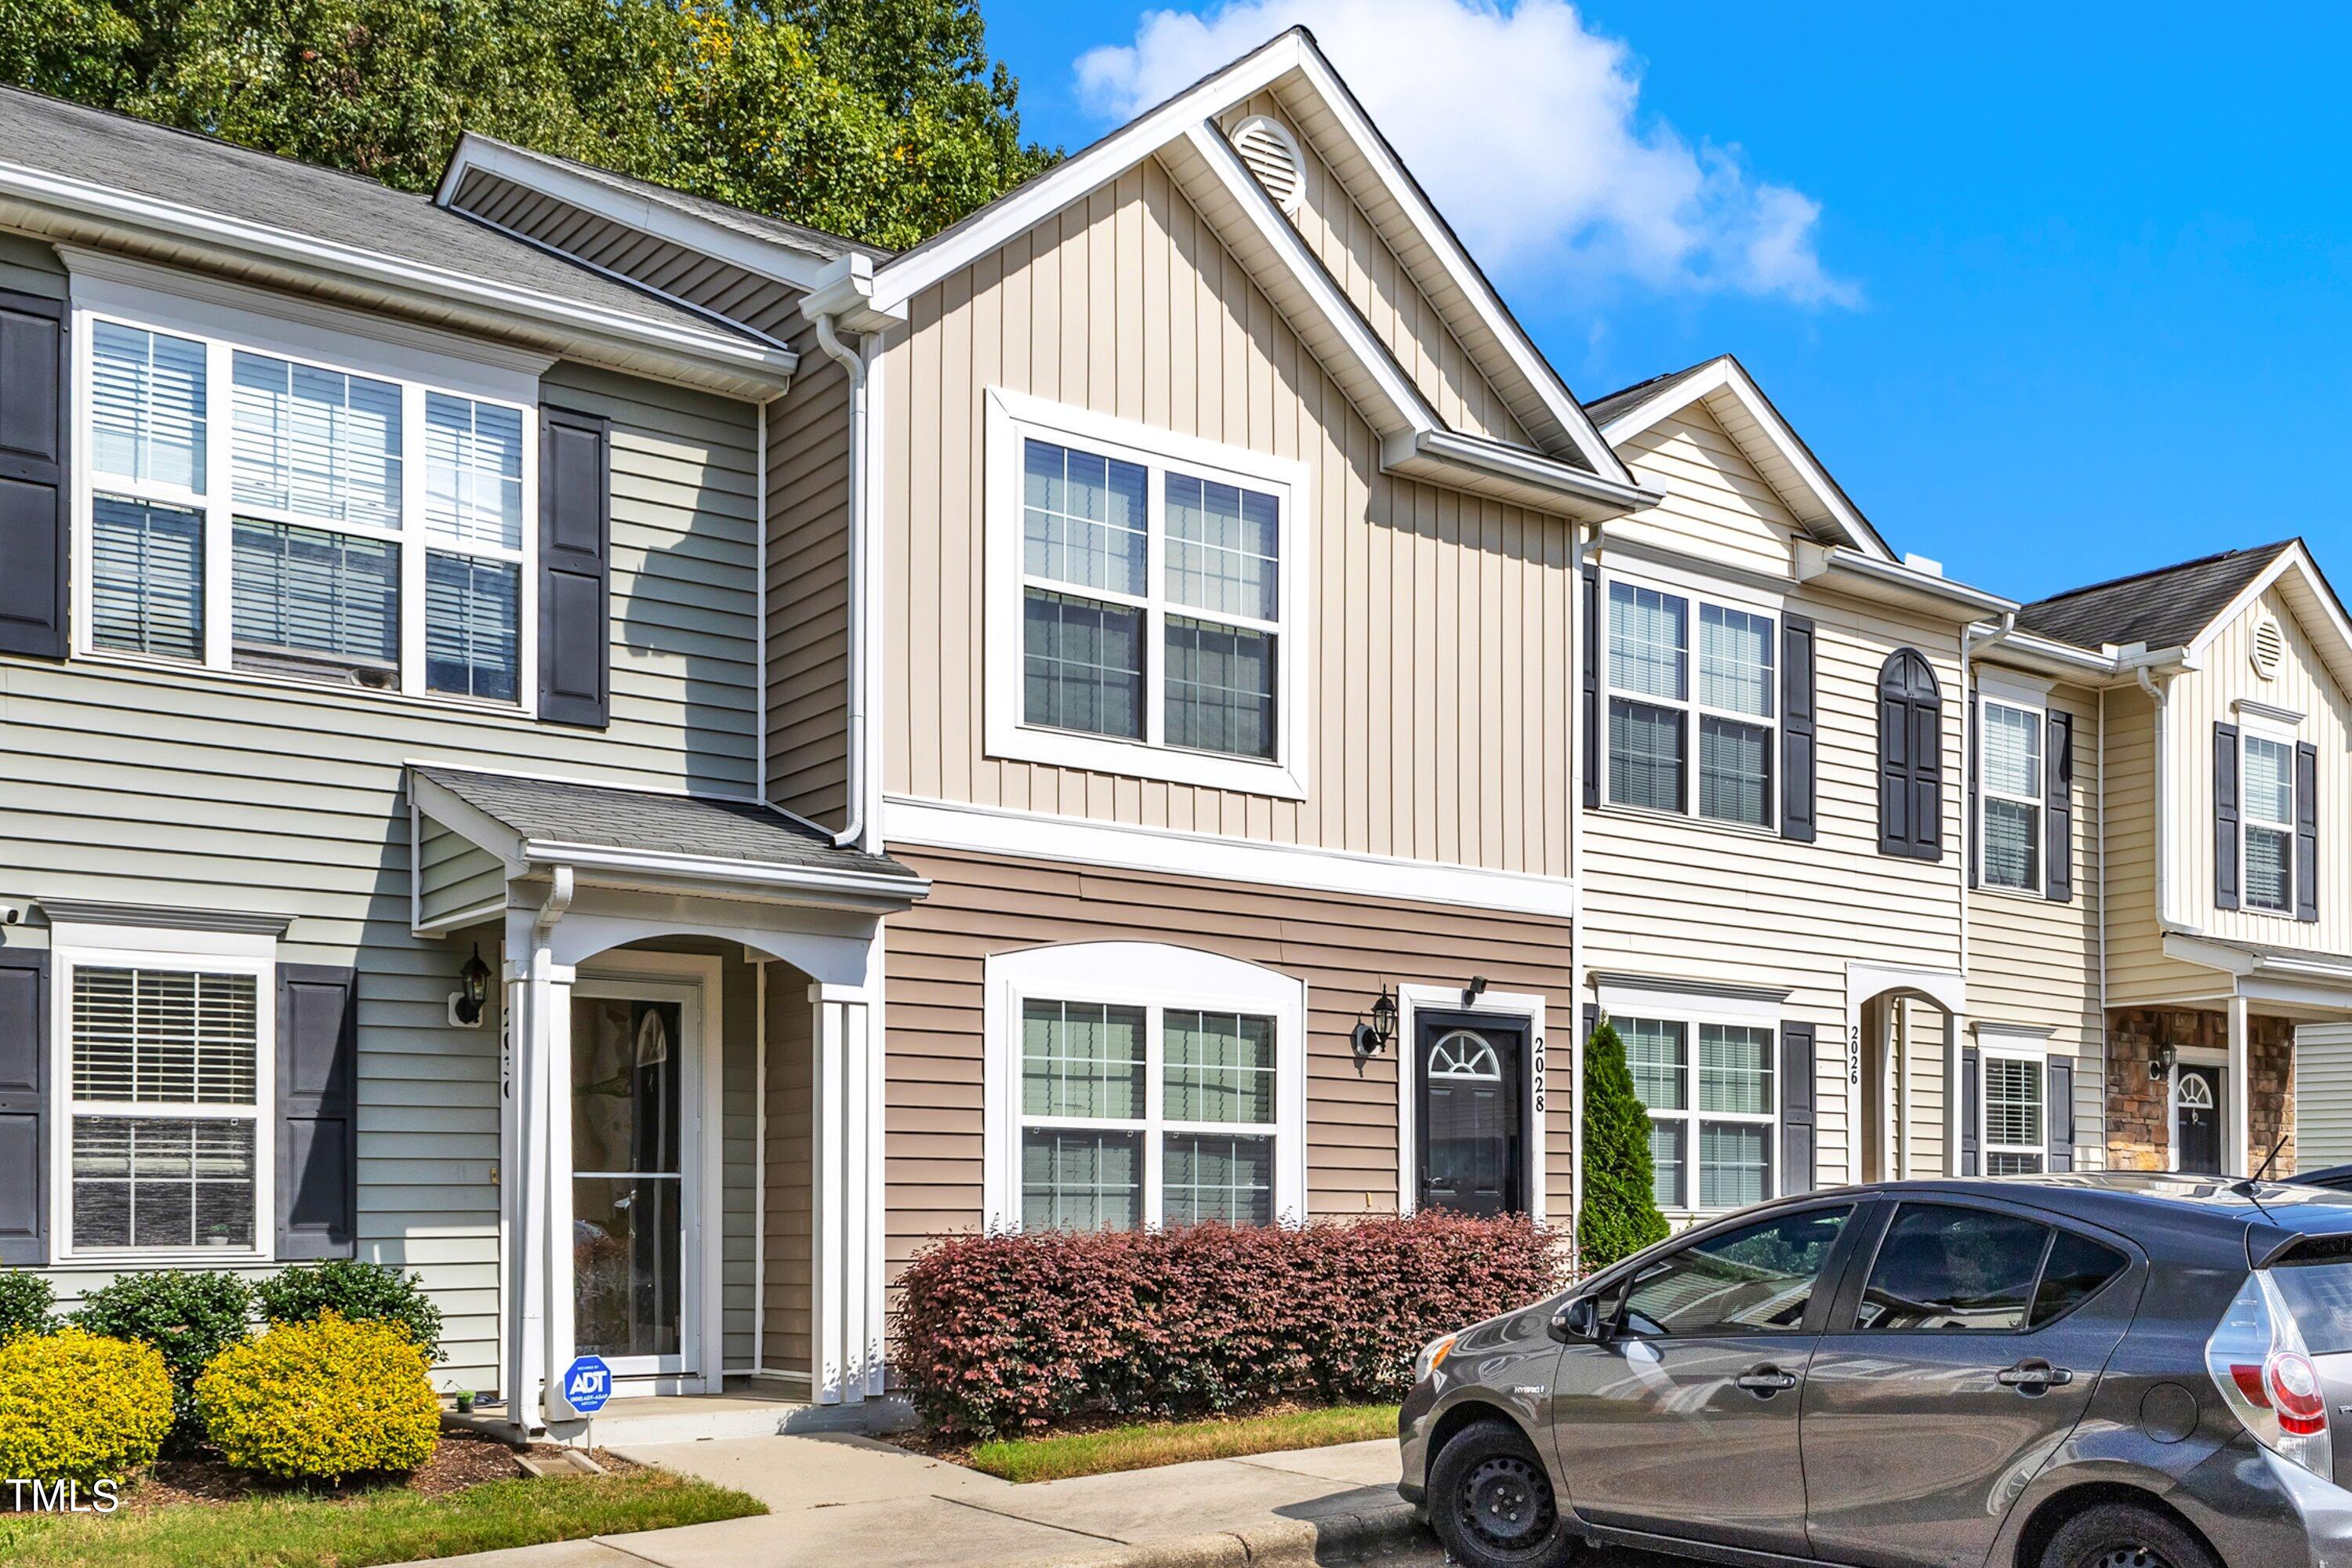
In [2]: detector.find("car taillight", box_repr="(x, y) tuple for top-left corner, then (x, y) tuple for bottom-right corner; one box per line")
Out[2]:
(2208, 1270), (2334, 1478)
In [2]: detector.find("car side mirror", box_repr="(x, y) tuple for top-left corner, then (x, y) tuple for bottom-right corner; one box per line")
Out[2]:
(1549, 1295), (1607, 1343)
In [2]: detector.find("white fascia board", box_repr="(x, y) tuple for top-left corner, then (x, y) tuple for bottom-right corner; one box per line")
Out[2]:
(1386, 427), (1658, 521)
(2187, 543), (2352, 694)
(1282, 47), (1632, 485)
(439, 135), (837, 294)
(517, 842), (927, 911)
(868, 31), (1309, 314)
(1602, 357), (1891, 561)
(408, 772), (528, 871)
(1796, 543), (2016, 621)
(0, 159), (796, 395)
(883, 794), (1579, 920)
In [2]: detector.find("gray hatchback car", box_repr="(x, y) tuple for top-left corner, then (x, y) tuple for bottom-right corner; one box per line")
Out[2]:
(1399, 1173), (2352, 1568)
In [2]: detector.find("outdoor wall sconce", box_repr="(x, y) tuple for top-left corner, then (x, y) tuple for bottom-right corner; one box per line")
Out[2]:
(1464, 975), (1489, 1005)
(452, 943), (493, 1027)
(2149, 1042), (2177, 1082)
(1352, 985), (1399, 1059)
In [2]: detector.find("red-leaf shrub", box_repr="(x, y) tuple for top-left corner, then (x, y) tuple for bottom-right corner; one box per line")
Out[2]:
(894, 1212), (1566, 1437)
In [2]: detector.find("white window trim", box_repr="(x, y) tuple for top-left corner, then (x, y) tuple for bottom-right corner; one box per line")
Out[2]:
(982, 388), (1312, 800)
(67, 270), (542, 717)
(1977, 692), (2047, 896)
(981, 942), (1307, 1230)
(1602, 987), (1781, 1218)
(1392, 983), (1548, 1224)
(47, 920), (278, 1267)
(1596, 563), (1783, 832)
(2239, 713), (2300, 918)
(1979, 1036), (2049, 1177)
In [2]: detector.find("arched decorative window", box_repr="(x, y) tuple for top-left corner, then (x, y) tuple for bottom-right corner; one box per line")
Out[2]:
(1878, 648), (1944, 859)
(2176, 1073), (2214, 1111)
(1426, 1029), (1503, 1081)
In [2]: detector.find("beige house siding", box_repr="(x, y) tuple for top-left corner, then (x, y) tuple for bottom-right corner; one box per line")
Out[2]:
(2296, 1023), (2352, 1171)
(1965, 674), (2109, 1168)
(880, 846), (1577, 1281)
(765, 329), (852, 826)
(880, 154), (1577, 874)
(2098, 683), (2205, 1006)
(1610, 412), (1802, 578)
(1221, 96), (1531, 448)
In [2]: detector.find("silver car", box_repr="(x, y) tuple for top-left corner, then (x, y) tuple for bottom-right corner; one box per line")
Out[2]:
(1398, 1173), (2352, 1568)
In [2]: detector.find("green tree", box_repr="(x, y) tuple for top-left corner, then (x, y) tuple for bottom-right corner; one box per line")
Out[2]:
(0, 0), (1056, 251)
(1578, 1014), (1670, 1269)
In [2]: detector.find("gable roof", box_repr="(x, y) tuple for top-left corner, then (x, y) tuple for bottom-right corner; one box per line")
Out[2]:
(0, 86), (793, 396)
(2016, 542), (2297, 652)
(1585, 354), (1891, 560)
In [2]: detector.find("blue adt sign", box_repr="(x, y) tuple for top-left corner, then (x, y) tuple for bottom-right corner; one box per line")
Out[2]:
(562, 1356), (612, 1415)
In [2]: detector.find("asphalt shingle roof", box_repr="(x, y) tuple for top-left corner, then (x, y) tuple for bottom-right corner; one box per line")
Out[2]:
(416, 767), (920, 884)
(2016, 542), (2296, 652)
(1581, 361), (1712, 426)
(0, 87), (738, 339)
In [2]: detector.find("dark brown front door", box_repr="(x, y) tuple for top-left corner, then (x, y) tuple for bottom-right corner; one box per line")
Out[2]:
(2176, 1065), (2222, 1174)
(1415, 1012), (1526, 1215)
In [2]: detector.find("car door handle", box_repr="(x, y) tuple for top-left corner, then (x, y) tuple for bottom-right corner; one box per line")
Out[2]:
(1996, 1359), (2074, 1393)
(1735, 1365), (1798, 1396)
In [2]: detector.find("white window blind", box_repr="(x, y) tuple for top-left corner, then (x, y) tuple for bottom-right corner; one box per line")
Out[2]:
(426, 393), (524, 550)
(90, 321), (206, 493)
(91, 497), (203, 660)
(1980, 699), (2044, 891)
(2245, 733), (2295, 913)
(71, 967), (259, 1104)
(231, 352), (402, 530)
(1984, 1054), (2045, 1175)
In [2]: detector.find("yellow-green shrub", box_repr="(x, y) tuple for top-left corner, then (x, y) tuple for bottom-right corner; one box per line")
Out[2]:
(0, 1327), (172, 1484)
(196, 1311), (439, 1482)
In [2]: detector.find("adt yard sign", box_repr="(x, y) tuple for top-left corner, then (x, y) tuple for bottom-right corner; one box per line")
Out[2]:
(563, 1356), (612, 1415)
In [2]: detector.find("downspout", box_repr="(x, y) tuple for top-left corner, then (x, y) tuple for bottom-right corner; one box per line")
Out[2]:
(2136, 664), (2172, 930)
(1568, 522), (1594, 1266)
(534, 864), (574, 938)
(1955, 613), (2013, 1174)
(810, 310), (870, 851)
(2096, 684), (2109, 1167)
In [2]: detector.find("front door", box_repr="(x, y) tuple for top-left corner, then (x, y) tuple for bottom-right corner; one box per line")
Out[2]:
(1801, 1200), (2140, 1568)
(1416, 1012), (1526, 1214)
(1548, 1203), (1857, 1557)
(572, 991), (695, 1377)
(2176, 1065), (2222, 1174)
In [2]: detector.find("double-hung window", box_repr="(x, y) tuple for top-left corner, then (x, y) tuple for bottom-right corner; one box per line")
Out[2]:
(78, 285), (533, 707)
(2242, 731), (2296, 913)
(1621, 1015), (1777, 1211)
(1605, 578), (1777, 827)
(986, 391), (1307, 797)
(1979, 699), (2044, 891)
(53, 937), (273, 1260)
(1981, 1049), (2046, 1175)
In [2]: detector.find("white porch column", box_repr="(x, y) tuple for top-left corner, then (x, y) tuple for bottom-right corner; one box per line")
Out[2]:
(811, 981), (886, 1403)
(1947, 1011), (1967, 1178)
(499, 904), (578, 1433)
(2230, 994), (2252, 1178)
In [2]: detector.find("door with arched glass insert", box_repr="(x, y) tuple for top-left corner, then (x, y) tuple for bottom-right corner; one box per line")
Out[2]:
(1414, 1012), (1526, 1214)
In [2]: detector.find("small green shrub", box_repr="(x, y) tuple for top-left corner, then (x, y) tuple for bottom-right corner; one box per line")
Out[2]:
(1577, 1015), (1671, 1269)
(0, 1327), (172, 1484)
(197, 1311), (440, 1482)
(256, 1261), (445, 1364)
(0, 1272), (56, 1341)
(72, 1269), (253, 1451)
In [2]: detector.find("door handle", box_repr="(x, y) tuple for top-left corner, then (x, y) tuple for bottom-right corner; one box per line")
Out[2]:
(1996, 1359), (2074, 1394)
(1736, 1365), (1798, 1396)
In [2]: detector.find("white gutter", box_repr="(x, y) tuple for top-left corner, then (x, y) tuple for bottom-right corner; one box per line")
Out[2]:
(517, 840), (927, 906)
(1798, 544), (2016, 619)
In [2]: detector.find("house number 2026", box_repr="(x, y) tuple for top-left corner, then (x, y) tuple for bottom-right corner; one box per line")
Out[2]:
(1848, 1025), (1861, 1089)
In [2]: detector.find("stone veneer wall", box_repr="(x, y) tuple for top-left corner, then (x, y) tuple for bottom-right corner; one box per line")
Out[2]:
(2105, 1007), (2295, 1171)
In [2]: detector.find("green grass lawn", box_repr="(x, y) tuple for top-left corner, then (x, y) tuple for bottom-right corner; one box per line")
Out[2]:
(0, 1468), (767, 1568)
(969, 1404), (1400, 1484)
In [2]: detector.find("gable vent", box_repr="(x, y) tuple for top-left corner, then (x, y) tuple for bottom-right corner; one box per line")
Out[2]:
(1232, 115), (1305, 215)
(2252, 612), (2285, 680)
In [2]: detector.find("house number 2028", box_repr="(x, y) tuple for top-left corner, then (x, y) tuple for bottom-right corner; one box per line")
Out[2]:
(1530, 1036), (1545, 1114)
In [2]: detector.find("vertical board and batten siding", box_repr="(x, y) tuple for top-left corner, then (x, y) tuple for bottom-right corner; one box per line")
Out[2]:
(881, 154), (1576, 874)
(442, 168), (855, 829)
(1221, 96), (1532, 450)
(761, 971), (815, 1380)
(1581, 400), (1969, 1188)
(1965, 674), (2108, 1168)
(881, 846), (1577, 1280)
(2296, 1024), (2352, 1170)
(2166, 585), (2352, 956)
(0, 230), (765, 1389)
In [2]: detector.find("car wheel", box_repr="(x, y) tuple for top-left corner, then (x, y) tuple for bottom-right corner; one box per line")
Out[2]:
(1426, 1417), (1577, 1568)
(2038, 1502), (2220, 1568)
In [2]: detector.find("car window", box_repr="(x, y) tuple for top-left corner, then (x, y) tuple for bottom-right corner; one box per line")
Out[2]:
(2270, 1261), (2352, 1354)
(1619, 1206), (1853, 1338)
(2028, 1230), (2129, 1327)
(1856, 1203), (2050, 1330)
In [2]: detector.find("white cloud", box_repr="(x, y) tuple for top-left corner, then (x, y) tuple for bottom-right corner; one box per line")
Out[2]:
(1075, 0), (1858, 307)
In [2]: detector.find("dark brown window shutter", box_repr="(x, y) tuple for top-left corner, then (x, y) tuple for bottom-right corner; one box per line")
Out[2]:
(1877, 648), (1943, 860)
(1580, 564), (1599, 809)
(2046, 1058), (2074, 1173)
(2045, 710), (2074, 902)
(1780, 1023), (1815, 1196)
(0, 289), (68, 659)
(1780, 615), (1817, 842)
(1960, 1044), (1980, 1176)
(2214, 721), (2241, 911)
(539, 408), (612, 728)
(277, 964), (358, 1260)
(0, 949), (46, 1264)
(2298, 740), (2320, 923)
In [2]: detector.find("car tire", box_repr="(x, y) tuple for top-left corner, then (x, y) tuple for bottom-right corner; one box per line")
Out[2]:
(1426, 1417), (1578, 1568)
(2038, 1501), (2220, 1568)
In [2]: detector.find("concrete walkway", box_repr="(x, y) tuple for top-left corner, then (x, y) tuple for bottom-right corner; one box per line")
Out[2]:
(416, 1434), (1431, 1568)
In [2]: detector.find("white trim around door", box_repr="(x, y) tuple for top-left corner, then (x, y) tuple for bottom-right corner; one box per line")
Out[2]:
(1394, 984), (1548, 1224)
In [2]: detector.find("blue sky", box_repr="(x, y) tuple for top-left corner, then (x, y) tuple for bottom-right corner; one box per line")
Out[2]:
(980, 0), (2352, 603)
